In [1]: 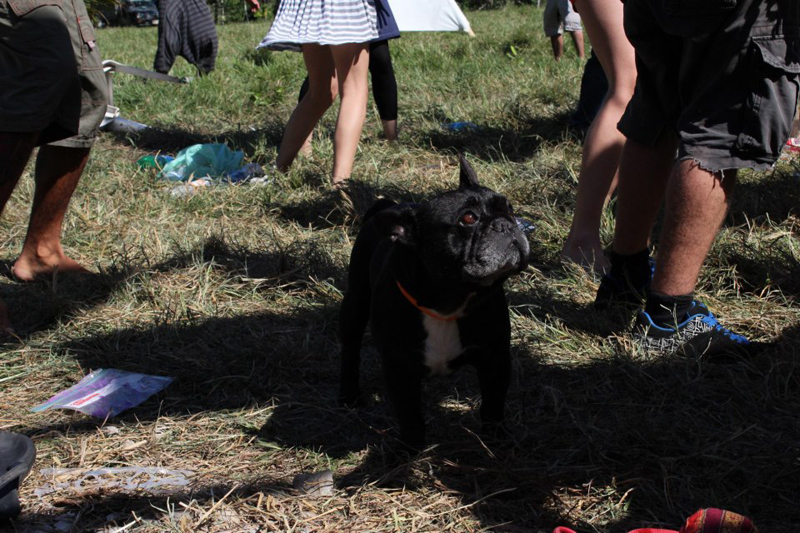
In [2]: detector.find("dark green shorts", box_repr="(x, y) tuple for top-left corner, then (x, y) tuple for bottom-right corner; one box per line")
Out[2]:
(0, 0), (107, 147)
(618, 0), (800, 171)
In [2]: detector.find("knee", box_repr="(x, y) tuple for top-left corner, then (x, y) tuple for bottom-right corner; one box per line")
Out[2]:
(306, 81), (338, 108)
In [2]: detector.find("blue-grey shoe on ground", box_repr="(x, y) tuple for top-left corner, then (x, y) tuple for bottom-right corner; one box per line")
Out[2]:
(0, 432), (36, 519)
(631, 301), (754, 359)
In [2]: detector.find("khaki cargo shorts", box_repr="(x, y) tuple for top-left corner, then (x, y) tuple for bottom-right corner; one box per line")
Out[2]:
(618, 0), (800, 172)
(0, 0), (107, 147)
(543, 0), (582, 37)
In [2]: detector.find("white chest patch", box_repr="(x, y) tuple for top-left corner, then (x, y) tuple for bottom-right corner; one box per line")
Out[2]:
(422, 315), (463, 375)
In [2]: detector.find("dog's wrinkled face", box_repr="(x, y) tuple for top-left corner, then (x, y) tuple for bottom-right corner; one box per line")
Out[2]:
(418, 161), (529, 286)
(417, 186), (528, 286)
(376, 156), (530, 288)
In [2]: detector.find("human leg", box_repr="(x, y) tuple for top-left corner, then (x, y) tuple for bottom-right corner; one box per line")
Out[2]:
(611, 134), (677, 255)
(569, 30), (585, 59)
(0, 132), (38, 332)
(562, 0), (584, 59)
(330, 42), (370, 184)
(369, 40), (398, 141)
(549, 34), (564, 60)
(593, 134), (675, 309)
(296, 76), (314, 156)
(275, 44), (337, 172)
(632, 165), (749, 359)
(569, 50), (608, 131)
(560, 0), (636, 272)
(650, 162), (736, 297)
(12, 0), (107, 282)
(12, 145), (92, 281)
(0, 0), (91, 329)
(0, 133), (38, 215)
(629, 162), (738, 354)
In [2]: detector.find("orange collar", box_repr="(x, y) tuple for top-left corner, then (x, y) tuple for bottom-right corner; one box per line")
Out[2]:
(396, 280), (462, 322)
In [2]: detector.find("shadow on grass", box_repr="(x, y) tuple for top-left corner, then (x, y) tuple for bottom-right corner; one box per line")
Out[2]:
(104, 120), (285, 159)
(0, 231), (349, 340)
(273, 180), (439, 231)
(410, 110), (577, 164)
(0, 267), (135, 339)
(14, 295), (800, 531)
(729, 166), (800, 228)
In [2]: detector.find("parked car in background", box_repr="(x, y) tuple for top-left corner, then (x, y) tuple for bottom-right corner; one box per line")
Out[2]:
(119, 0), (159, 25)
(96, 0), (159, 27)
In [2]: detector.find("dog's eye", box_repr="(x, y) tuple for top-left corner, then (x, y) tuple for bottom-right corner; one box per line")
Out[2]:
(460, 212), (479, 225)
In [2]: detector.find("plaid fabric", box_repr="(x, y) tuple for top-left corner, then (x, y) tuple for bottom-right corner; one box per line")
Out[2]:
(680, 508), (758, 533)
(552, 508), (757, 533)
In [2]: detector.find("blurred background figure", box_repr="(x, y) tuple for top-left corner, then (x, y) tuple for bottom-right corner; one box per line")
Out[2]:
(543, 0), (584, 61)
(154, 0), (218, 75)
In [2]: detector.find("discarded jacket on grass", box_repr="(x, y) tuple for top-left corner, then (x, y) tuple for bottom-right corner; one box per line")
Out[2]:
(159, 143), (244, 181)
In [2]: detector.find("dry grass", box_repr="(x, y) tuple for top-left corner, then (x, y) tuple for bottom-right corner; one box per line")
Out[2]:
(2, 5), (800, 532)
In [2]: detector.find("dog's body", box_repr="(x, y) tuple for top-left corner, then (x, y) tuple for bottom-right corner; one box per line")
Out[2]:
(339, 157), (530, 448)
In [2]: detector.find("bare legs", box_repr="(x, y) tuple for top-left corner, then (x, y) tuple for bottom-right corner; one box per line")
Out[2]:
(13, 145), (91, 281)
(276, 42), (370, 186)
(650, 162), (736, 296)
(611, 131), (736, 296)
(0, 134), (92, 331)
(0, 132), (38, 333)
(330, 43), (370, 184)
(550, 31), (585, 61)
(571, 30), (586, 59)
(611, 135), (677, 255)
(560, 0), (636, 272)
(276, 44), (338, 172)
(550, 34), (565, 60)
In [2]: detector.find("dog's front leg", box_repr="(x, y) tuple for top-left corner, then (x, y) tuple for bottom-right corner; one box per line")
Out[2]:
(475, 347), (511, 435)
(382, 356), (426, 450)
(338, 287), (371, 407)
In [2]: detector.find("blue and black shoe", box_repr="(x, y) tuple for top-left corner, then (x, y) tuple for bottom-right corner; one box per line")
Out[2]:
(631, 300), (754, 359)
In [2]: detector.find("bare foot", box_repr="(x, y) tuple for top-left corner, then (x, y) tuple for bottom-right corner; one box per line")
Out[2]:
(560, 236), (609, 275)
(12, 250), (90, 282)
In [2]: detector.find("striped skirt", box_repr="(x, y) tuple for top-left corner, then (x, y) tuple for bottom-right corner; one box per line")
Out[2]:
(258, 0), (379, 52)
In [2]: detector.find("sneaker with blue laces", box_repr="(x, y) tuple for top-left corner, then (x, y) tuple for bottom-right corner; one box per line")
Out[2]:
(632, 300), (753, 358)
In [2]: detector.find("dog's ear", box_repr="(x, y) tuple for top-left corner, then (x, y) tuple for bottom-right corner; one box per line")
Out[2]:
(372, 204), (417, 244)
(458, 154), (480, 189)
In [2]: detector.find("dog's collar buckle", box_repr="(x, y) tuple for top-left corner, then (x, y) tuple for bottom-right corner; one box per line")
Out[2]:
(395, 280), (463, 322)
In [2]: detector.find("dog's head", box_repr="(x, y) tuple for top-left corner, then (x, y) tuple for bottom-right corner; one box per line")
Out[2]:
(374, 155), (530, 288)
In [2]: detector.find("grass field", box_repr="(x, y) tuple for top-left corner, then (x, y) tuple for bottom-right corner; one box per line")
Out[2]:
(3, 5), (800, 532)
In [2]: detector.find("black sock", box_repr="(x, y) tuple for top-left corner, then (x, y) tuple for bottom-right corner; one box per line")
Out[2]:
(608, 248), (651, 290)
(645, 291), (694, 326)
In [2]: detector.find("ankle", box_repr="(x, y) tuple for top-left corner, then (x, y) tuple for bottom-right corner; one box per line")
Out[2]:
(644, 291), (694, 326)
(20, 240), (64, 264)
(608, 248), (651, 287)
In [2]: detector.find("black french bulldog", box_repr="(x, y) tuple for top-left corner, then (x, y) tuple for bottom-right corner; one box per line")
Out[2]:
(338, 155), (530, 449)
